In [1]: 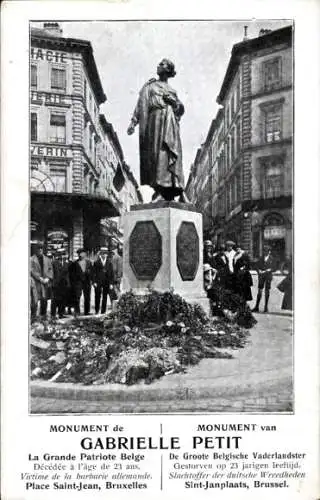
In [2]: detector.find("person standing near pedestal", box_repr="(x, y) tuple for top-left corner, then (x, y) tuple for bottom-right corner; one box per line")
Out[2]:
(30, 242), (53, 319)
(92, 247), (115, 314)
(252, 245), (275, 313)
(224, 240), (236, 292)
(233, 244), (253, 302)
(69, 248), (92, 316)
(51, 249), (70, 319)
(127, 58), (189, 203)
(213, 243), (230, 288)
(203, 240), (215, 268)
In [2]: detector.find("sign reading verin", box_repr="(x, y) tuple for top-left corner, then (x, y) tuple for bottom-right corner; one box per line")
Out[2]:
(30, 145), (72, 158)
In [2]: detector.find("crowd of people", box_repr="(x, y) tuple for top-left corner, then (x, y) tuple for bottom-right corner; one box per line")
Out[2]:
(30, 242), (123, 322)
(30, 238), (292, 324)
(203, 240), (293, 326)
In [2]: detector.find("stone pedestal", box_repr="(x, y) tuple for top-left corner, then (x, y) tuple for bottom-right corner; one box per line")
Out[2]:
(123, 201), (209, 313)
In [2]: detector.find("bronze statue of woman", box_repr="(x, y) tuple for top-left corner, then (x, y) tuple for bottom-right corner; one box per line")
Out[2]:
(127, 58), (188, 203)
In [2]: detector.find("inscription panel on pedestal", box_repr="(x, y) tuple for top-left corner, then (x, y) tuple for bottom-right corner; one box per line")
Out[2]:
(176, 221), (199, 281)
(129, 221), (162, 280)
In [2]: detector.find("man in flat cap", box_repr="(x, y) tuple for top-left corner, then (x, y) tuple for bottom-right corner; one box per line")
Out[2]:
(203, 240), (215, 268)
(69, 248), (92, 316)
(30, 241), (53, 319)
(92, 246), (115, 314)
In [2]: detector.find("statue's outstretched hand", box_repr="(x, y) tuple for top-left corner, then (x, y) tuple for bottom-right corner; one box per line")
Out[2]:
(127, 124), (135, 135)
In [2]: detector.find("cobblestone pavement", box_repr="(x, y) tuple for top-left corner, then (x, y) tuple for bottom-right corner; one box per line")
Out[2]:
(31, 312), (293, 414)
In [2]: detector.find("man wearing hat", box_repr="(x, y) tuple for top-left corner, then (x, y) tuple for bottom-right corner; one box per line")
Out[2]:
(213, 242), (229, 288)
(225, 240), (236, 273)
(69, 248), (92, 316)
(92, 246), (115, 314)
(252, 245), (275, 313)
(223, 240), (237, 291)
(50, 249), (70, 318)
(30, 241), (53, 318)
(203, 240), (215, 268)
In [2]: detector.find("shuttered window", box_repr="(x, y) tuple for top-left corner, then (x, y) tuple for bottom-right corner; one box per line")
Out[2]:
(263, 159), (283, 199)
(50, 114), (66, 143)
(31, 113), (37, 141)
(31, 65), (37, 87)
(51, 68), (66, 90)
(49, 166), (67, 192)
(264, 58), (281, 90)
(265, 108), (281, 143)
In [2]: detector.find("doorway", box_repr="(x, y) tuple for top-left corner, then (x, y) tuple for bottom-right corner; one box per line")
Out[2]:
(266, 238), (285, 270)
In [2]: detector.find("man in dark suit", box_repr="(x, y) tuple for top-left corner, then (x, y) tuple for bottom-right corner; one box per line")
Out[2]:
(213, 243), (231, 289)
(30, 242), (53, 319)
(69, 248), (92, 316)
(92, 247), (115, 314)
(50, 249), (70, 318)
(252, 245), (275, 313)
(233, 244), (253, 302)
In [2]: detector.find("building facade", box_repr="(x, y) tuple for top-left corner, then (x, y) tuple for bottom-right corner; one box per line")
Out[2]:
(186, 25), (293, 268)
(30, 23), (141, 258)
(99, 117), (143, 248)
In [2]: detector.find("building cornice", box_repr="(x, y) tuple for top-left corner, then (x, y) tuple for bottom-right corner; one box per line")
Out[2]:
(31, 29), (106, 105)
(217, 25), (293, 104)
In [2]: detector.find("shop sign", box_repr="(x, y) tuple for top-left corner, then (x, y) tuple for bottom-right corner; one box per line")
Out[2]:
(30, 48), (67, 63)
(264, 226), (286, 240)
(30, 145), (72, 158)
(30, 91), (68, 105)
(47, 229), (70, 256)
(47, 230), (69, 240)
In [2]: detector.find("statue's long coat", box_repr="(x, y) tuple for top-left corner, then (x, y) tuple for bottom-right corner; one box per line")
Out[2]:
(131, 79), (185, 193)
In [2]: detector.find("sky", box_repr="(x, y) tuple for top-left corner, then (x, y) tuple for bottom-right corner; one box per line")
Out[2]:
(35, 20), (291, 200)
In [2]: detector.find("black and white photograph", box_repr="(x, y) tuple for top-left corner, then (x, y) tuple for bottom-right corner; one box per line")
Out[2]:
(28, 19), (294, 414)
(2, 1), (320, 498)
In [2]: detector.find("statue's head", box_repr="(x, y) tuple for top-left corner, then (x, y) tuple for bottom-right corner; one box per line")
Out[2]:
(157, 58), (176, 78)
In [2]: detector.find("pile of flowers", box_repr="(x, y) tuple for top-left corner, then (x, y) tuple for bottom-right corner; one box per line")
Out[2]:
(31, 291), (251, 386)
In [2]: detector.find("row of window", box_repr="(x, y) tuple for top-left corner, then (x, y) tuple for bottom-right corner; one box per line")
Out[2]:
(222, 106), (282, 173)
(31, 112), (120, 177)
(226, 78), (241, 130)
(212, 157), (284, 217)
(264, 57), (282, 91)
(30, 161), (113, 196)
(224, 57), (284, 131)
(264, 106), (282, 143)
(262, 158), (284, 199)
(31, 162), (68, 193)
(31, 65), (99, 121)
(31, 112), (66, 143)
(225, 173), (241, 214)
(83, 79), (98, 122)
(226, 119), (242, 169)
(31, 64), (66, 90)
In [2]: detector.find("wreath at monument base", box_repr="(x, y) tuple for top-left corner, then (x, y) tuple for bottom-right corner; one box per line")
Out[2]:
(31, 291), (250, 386)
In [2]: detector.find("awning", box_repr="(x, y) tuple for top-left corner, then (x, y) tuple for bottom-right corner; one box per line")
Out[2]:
(31, 191), (120, 218)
